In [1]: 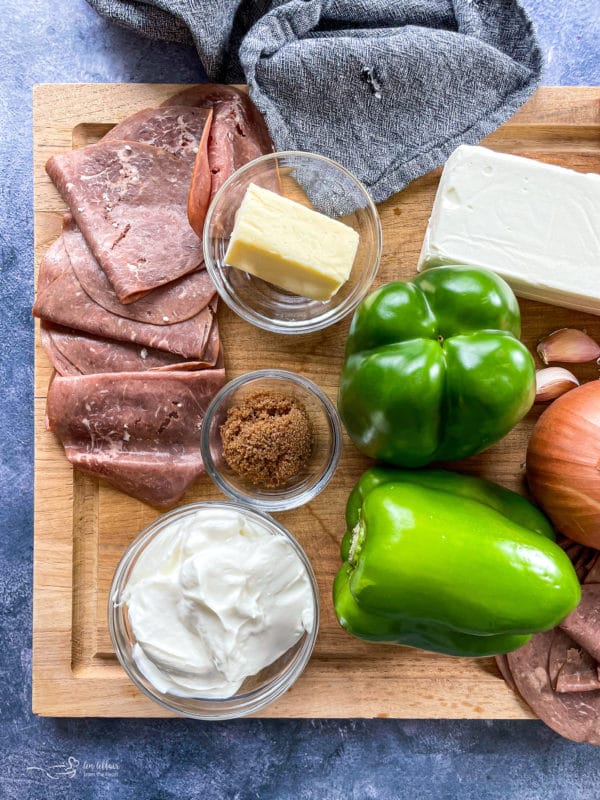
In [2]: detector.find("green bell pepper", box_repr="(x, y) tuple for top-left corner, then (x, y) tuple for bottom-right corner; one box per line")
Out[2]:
(338, 266), (535, 467)
(333, 468), (581, 657)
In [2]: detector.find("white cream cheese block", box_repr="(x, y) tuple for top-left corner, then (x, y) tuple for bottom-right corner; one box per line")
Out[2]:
(224, 183), (360, 301)
(418, 145), (600, 314)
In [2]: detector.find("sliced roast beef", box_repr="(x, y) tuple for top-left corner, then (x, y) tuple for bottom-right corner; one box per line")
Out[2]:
(206, 99), (271, 200)
(103, 105), (212, 166)
(46, 140), (203, 302)
(33, 259), (213, 360)
(187, 118), (215, 238)
(102, 105), (214, 238)
(46, 369), (226, 507)
(37, 234), (69, 294)
(547, 629), (600, 693)
(162, 85), (274, 235)
(558, 536), (599, 583)
(62, 222), (215, 324)
(195, 302), (220, 366)
(506, 629), (600, 745)
(559, 585), (600, 663)
(572, 548), (599, 583)
(161, 84), (252, 108)
(584, 554), (600, 584)
(41, 322), (220, 375)
(160, 86), (272, 161)
(40, 323), (80, 376)
(494, 654), (517, 693)
(556, 656), (600, 694)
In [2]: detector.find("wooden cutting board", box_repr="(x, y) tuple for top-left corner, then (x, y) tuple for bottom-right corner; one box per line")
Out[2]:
(32, 84), (600, 717)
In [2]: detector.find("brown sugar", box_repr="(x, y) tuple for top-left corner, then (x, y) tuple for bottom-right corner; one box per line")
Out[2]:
(220, 390), (313, 488)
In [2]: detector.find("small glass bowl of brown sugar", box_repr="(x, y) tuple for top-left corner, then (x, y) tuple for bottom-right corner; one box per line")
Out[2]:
(200, 369), (342, 511)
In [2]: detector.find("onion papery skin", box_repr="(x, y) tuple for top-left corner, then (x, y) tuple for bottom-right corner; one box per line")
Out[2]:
(526, 381), (600, 549)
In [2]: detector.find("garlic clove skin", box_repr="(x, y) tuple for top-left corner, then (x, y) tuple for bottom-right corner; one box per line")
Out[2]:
(535, 367), (579, 403)
(537, 328), (600, 365)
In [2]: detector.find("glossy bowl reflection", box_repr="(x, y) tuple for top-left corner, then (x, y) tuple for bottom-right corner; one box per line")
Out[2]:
(200, 369), (343, 512)
(203, 151), (382, 334)
(109, 501), (319, 720)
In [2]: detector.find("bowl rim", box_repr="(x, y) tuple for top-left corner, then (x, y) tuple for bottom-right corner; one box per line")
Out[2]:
(108, 500), (320, 720)
(202, 149), (382, 335)
(199, 368), (343, 512)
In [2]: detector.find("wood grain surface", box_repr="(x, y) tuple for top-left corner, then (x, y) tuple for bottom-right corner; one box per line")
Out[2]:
(32, 84), (600, 717)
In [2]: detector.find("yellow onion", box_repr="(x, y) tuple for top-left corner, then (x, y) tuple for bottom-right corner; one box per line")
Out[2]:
(527, 381), (600, 548)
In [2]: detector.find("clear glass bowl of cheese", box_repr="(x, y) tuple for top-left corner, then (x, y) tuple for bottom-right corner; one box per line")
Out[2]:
(203, 151), (382, 334)
(109, 501), (319, 720)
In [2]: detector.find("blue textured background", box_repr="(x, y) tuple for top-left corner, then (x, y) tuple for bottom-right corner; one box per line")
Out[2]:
(1, 1), (599, 797)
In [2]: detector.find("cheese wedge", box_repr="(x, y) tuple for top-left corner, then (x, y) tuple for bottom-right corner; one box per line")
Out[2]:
(224, 184), (360, 301)
(418, 145), (600, 314)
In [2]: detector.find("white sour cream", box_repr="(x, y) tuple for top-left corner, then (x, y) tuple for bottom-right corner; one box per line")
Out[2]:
(122, 507), (315, 699)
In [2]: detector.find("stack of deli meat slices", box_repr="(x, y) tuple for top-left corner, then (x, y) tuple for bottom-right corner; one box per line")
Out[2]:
(497, 540), (600, 744)
(161, 85), (274, 233)
(34, 86), (273, 507)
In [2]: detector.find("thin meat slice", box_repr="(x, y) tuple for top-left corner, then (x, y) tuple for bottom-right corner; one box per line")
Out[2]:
(161, 85), (274, 232)
(46, 140), (203, 302)
(75, 453), (201, 509)
(548, 629), (600, 693)
(506, 629), (600, 745)
(149, 300), (220, 372)
(46, 369), (226, 507)
(197, 302), (219, 366)
(556, 657), (600, 694)
(559, 585), (600, 663)
(206, 96), (273, 200)
(494, 654), (517, 693)
(37, 234), (69, 294)
(161, 83), (270, 148)
(584, 554), (600, 584)
(151, 304), (222, 372)
(187, 109), (214, 237)
(103, 105), (214, 237)
(573, 548), (599, 582)
(551, 641), (600, 694)
(160, 86), (273, 164)
(41, 322), (219, 375)
(40, 323), (80, 376)
(558, 536), (599, 583)
(33, 260), (213, 360)
(62, 223), (215, 324)
(161, 84), (253, 108)
(103, 105), (212, 166)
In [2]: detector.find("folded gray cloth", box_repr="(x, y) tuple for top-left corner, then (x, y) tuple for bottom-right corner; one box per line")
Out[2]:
(87, 0), (543, 203)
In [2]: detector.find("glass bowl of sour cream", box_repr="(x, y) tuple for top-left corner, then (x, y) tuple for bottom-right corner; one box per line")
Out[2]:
(109, 502), (319, 719)
(203, 151), (382, 335)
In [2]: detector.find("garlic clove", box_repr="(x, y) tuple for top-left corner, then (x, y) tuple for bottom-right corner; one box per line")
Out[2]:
(535, 367), (579, 403)
(537, 328), (600, 365)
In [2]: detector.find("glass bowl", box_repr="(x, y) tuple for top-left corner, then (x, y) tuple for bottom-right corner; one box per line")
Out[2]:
(200, 369), (342, 512)
(109, 501), (319, 720)
(203, 151), (382, 334)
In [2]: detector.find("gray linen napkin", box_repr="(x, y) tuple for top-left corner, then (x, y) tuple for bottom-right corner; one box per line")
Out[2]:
(87, 0), (543, 203)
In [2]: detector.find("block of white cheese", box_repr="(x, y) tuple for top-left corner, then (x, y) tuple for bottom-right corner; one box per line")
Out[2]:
(418, 145), (600, 314)
(224, 183), (360, 302)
